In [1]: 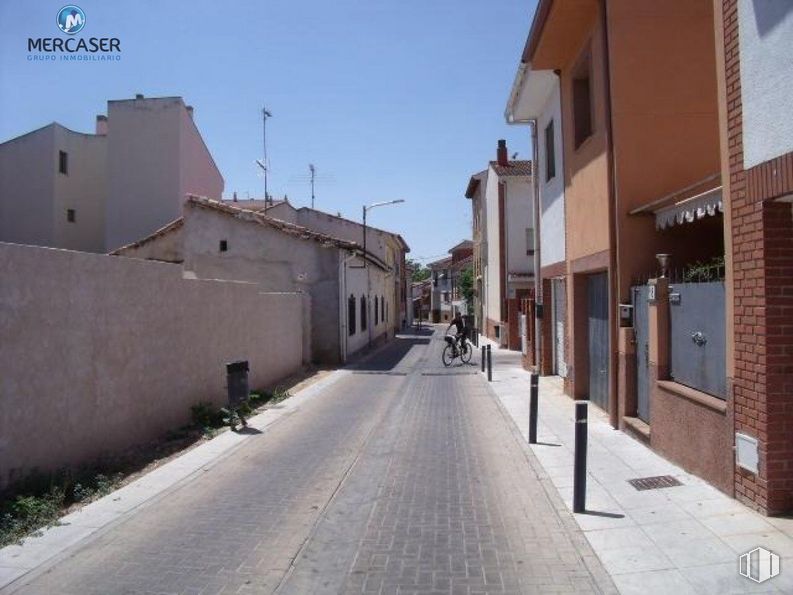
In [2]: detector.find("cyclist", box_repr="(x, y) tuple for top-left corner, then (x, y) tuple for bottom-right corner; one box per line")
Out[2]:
(445, 312), (469, 355)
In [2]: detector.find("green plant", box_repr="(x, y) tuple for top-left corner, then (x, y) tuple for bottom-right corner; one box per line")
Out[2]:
(458, 266), (474, 310)
(682, 256), (725, 282)
(270, 386), (291, 404)
(190, 402), (223, 431)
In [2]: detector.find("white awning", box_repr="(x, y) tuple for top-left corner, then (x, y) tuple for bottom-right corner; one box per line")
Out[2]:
(654, 187), (723, 230)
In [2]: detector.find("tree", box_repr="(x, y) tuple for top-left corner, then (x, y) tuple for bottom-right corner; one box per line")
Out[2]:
(459, 266), (473, 311)
(407, 258), (431, 282)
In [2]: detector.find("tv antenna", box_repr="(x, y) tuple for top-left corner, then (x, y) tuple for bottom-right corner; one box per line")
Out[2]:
(261, 106), (272, 202)
(309, 164), (316, 209)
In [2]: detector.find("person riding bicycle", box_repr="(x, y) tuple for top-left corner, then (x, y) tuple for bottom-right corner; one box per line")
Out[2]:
(445, 313), (469, 355)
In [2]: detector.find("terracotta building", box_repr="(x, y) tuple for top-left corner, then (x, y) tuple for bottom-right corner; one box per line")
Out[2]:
(501, 0), (793, 515)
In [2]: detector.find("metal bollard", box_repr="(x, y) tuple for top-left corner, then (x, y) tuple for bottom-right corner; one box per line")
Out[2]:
(529, 373), (539, 444)
(486, 344), (492, 382)
(573, 401), (588, 513)
(481, 345), (486, 372)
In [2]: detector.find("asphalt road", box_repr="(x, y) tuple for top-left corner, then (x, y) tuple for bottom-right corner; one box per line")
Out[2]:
(8, 327), (614, 594)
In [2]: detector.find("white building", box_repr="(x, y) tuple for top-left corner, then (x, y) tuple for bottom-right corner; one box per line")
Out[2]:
(465, 141), (534, 347)
(261, 200), (411, 334)
(113, 196), (395, 363)
(0, 95), (223, 253)
(506, 67), (567, 375)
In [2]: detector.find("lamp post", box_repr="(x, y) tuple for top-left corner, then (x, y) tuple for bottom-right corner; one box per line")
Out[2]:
(362, 199), (405, 350)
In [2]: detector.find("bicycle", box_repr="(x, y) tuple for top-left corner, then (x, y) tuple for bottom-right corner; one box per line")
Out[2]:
(442, 335), (472, 367)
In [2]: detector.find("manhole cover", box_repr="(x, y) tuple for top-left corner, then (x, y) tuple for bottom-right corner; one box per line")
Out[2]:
(627, 475), (683, 491)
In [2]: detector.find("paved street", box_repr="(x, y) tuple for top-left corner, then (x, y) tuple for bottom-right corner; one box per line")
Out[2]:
(6, 328), (614, 594)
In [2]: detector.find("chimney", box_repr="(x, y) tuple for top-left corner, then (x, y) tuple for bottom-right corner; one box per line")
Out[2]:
(185, 105), (194, 119)
(95, 114), (108, 135)
(496, 139), (508, 166)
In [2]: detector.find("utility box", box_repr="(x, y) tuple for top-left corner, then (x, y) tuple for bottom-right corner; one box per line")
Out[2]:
(226, 360), (250, 407)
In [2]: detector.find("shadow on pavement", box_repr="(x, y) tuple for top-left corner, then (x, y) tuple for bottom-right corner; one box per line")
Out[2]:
(579, 510), (625, 519)
(348, 336), (431, 372)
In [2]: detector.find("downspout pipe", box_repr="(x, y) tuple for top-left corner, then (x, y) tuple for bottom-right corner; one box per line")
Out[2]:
(601, 0), (620, 429)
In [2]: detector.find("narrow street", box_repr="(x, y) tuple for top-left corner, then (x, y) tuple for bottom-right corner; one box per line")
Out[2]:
(7, 328), (613, 595)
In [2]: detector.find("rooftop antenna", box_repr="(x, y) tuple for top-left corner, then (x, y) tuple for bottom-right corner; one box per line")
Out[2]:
(262, 106), (272, 203)
(309, 163), (316, 209)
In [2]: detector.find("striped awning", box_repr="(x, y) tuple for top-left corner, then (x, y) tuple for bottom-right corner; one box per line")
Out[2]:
(654, 187), (723, 230)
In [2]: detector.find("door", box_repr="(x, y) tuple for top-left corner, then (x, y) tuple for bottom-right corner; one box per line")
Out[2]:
(587, 272), (609, 410)
(632, 285), (650, 422)
(552, 278), (568, 377)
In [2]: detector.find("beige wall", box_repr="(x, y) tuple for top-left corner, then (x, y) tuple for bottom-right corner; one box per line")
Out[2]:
(105, 97), (223, 251)
(0, 124), (106, 253)
(0, 242), (304, 489)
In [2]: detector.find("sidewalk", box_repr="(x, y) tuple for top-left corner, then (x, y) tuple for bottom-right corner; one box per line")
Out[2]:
(0, 369), (349, 591)
(478, 336), (793, 594)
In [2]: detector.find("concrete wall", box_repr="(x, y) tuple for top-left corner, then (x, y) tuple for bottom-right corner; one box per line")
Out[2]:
(52, 125), (107, 253)
(537, 83), (566, 268)
(0, 124), (106, 253)
(484, 169), (501, 324)
(505, 177), (533, 275)
(0, 125), (55, 248)
(105, 97), (223, 252)
(738, 0), (793, 168)
(0, 242), (304, 489)
(181, 204), (335, 364)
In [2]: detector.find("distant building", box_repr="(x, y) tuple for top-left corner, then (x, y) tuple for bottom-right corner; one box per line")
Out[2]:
(465, 140), (534, 347)
(0, 95), (223, 253)
(428, 240), (473, 324)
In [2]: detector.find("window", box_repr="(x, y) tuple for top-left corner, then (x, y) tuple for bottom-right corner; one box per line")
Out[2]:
(544, 120), (556, 181)
(348, 295), (356, 336)
(58, 151), (68, 175)
(360, 295), (367, 331)
(381, 295), (385, 322)
(526, 228), (535, 256)
(572, 52), (593, 149)
(219, 240), (228, 252)
(374, 296), (379, 324)
(66, 209), (75, 223)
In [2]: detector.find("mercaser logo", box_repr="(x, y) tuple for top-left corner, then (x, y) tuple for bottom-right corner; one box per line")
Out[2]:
(27, 5), (121, 61)
(57, 5), (85, 35)
(739, 547), (781, 583)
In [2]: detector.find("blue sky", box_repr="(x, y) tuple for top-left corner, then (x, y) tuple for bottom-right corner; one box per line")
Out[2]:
(0, 0), (537, 263)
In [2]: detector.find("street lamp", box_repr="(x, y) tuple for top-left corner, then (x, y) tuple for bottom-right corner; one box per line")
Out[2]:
(362, 199), (405, 349)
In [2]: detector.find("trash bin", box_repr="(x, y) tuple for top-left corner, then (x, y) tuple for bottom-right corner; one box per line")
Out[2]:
(226, 360), (249, 407)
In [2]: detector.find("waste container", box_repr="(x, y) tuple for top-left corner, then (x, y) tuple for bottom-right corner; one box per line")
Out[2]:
(226, 360), (249, 407)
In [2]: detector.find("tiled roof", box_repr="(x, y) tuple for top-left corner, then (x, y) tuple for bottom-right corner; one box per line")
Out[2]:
(489, 160), (532, 177)
(188, 196), (391, 270)
(109, 218), (184, 255)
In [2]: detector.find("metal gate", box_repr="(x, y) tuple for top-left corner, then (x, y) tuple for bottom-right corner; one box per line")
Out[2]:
(632, 285), (650, 422)
(669, 282), (727, 398)
(587, 272), (609, 410)
(552, 278), (568, 377)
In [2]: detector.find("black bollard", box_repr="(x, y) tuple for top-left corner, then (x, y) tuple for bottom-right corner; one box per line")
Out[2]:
(573, 401), (588, 513)
(486, 345), (492, 382)
(529, 373), (539, 444)
(481, 345), (486, 372)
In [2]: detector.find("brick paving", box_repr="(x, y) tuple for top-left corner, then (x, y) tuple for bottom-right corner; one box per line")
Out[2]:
(6, 328), (614, 594)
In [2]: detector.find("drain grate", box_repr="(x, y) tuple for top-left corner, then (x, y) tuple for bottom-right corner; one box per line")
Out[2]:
(627, 475), (683, 491)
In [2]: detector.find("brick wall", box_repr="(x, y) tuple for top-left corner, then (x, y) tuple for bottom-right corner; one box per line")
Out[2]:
(722, 0), (793, 514)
